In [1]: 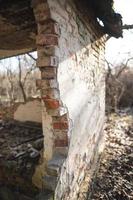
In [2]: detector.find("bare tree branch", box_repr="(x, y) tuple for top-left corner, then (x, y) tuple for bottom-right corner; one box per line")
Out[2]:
(27, 53), (37, 61)
(116, 57), (133, 78)
(122, 24), (133, 30)
(23, 65), (36, 87)
(105, 59), (114, 80)
(18, 56), (27, 102)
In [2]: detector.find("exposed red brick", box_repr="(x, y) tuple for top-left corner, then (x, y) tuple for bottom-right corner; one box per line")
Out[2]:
(36, 34), (58, 46)
(37, 56), (58, 67)
(54, 131), (68, 140)
(38, 21), (60, 35)
(41, 67), (57, 80)
(43, 98), (60, 109)
(42, 88), (59, 99)
(32, 1), (51, 22)
(34, 8), (50, 23)
(54, 138), (68, 147)
(53, 114), (68, 122)
(53, 114), (68, 123)
(36, 79), (58, 89)
(37, 46), (56, 57)
(53, 122), (68, 130)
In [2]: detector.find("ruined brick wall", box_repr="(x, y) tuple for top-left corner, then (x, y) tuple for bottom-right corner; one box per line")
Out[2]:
(47, 0), (105, 199)
(33, 0), (105, 198)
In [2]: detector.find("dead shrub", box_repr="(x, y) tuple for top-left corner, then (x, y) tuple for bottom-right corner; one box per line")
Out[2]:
(106, 59), (133, 113)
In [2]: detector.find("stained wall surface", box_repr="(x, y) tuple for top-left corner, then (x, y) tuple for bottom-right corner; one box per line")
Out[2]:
(1, 0), (106, 198)
(47, 0), (105, 199)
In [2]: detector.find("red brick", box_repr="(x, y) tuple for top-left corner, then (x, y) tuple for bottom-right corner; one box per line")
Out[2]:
(36, 34), (58, 46)
(33, 3), (50, 22)
(55, 131), (68, 139)
(38, 21), (60, 35)
(54, 138), (68, 147)
(40, 67), (57, 80)
(37, 56), (58, 67)
(42, 88), (59, 99)
(37, 46), (56, 57)
(36, 79), (58, 89)
(43, 98), (60, 109)
(52, 114), (68, 123)
(53, 122), (68, 130)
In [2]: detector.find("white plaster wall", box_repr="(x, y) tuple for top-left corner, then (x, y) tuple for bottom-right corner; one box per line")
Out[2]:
(33, 102), (53, 189)
(48, 0), (105, 199)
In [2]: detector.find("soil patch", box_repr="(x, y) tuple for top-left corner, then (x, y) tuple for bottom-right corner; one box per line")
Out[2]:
(89, 111), (133, 200)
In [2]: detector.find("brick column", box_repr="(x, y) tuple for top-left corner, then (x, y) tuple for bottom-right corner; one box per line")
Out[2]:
(32, 0), (69, 190)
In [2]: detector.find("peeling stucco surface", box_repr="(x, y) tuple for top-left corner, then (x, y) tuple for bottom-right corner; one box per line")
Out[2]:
(47, 0), (105, 199)
(1, 0), (106, 197)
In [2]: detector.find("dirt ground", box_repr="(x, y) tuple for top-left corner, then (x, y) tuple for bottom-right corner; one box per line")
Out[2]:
(89, 110), (133, 200)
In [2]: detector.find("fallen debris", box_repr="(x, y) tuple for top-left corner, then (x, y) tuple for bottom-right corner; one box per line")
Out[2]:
(89, 111), (133, 200)
(0, 120), (44, 198)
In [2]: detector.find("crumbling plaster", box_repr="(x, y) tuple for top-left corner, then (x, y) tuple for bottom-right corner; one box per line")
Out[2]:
(0, 0), (106, 198)
(45, 0), (106, 199)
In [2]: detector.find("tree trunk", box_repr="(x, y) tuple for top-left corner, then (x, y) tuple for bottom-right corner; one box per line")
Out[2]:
(18, 57), (27, 102)
(19, 81), (27, 102)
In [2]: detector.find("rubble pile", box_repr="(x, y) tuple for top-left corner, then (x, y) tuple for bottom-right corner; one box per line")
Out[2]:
(0, 120), (44, 199)
(89, 111), (133, 200)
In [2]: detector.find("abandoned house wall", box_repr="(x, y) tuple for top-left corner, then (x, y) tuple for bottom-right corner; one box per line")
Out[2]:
(46, 0), (106, 199)
(14, 99), (42, 123)
(32, 0), (106, 198)
(0, 0), (106, 198)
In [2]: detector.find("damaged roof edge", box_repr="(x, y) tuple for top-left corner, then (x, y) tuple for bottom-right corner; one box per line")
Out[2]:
(90, 0), (123, 38)
(0, 0), (123, 60)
